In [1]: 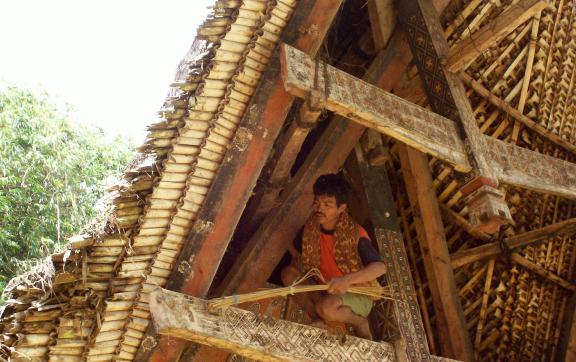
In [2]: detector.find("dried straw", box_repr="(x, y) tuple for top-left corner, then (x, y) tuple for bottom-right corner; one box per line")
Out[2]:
(208, 269), (397, 311)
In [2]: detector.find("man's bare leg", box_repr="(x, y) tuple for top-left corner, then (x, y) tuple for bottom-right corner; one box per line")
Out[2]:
(281, 265), (322, 321)
(315, 294), (372, 340)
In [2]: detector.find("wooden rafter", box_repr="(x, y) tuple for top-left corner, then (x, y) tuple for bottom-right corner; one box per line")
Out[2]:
(461, 72), (576, 154)
(281, 44), (576, 200)
(446, 205), (576, 291)
(134, 1), (344, 360)
(398, 144), (474, 361)
(510, 253), (576, 291)
(368, 0), (396, 50)
(447, 0), (548, 72)
(449, 213), (576, 269)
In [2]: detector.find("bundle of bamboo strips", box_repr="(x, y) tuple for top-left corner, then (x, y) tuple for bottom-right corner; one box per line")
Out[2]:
(208, 269), (397, 311)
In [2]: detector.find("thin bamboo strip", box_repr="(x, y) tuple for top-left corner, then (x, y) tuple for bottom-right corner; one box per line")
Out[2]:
(473, 259), (496, 356)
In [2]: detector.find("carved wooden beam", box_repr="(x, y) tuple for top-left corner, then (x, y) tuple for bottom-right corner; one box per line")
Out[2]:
(450, 216), (576, 269)
(134, 1), (344, 360)
(396, 0), (512, 234)
(150, 288), (398, 361)
(447, 0), (548, 72)
(461, 72), (576, 154)
(280, 43), (576, 200)
(398, 144), (474, 361)
(485, 137), (576, 199)
(355, 140), (430, 360)
(281, 44), (471, 172)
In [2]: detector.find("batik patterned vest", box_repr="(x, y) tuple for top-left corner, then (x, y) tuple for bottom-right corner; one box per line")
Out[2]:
(301, 212), (381, 290)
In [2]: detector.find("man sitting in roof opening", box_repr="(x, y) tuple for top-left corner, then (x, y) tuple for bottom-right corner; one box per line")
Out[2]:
(281, 173), (387, 340)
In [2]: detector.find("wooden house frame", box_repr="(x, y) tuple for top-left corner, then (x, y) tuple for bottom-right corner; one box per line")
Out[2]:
(1, 0), (576, 361)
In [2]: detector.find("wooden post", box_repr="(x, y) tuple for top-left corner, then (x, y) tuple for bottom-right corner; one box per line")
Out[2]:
(396, 0), (512, 234)
(134, 1), (344, 360)
(398, 144), (475, 361)
(355, 139), (430, 360)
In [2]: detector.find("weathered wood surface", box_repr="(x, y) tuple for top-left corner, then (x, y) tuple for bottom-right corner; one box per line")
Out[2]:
(355, 141), (430, 361)
(281, 43), (576, 200)
(396, 0), (497, 184)
(281, 43), (471, 172)
(485, 136), (576, 199)
(447, 0), (548, 72)
(135, 1), (344, 360)
(399, 144), (474, 361)
(150, 288), (397, 362)
(240, 104), (321, 233)
(368, 0), (396, 50)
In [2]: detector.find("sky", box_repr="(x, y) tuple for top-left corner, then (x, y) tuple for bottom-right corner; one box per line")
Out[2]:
(0, 0), (214, 143)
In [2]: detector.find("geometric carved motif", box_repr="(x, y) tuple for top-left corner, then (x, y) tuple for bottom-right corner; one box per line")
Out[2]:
(151, 288), (397, 362)
(396, 3), (460, 122)
(376, 228), (431, 361)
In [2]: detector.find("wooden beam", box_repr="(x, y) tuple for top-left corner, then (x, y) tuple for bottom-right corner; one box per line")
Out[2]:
(446, 0), (548, 72)
(398, 144), (474, 361)
(355, 140), (430, 360)
(281, 43), (576, 201)
(236, 98), (321, 239)
(485, 137), (576, 199)
(368, 0), (396, 50)
(450, 215), (576, 269)
(510, 253), (576, 291)
(135, 1), (344, 360)
(216, 31), (414, 298)
(396, 0), (497, 182)
(281, 43), (471, 172)
(397, 0), (514, 234)
(461, 72), (576, 154)
(150, 288), (398, 361)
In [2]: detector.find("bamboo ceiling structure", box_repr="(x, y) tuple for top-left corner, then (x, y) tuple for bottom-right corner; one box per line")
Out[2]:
(1, 0), (576, 361)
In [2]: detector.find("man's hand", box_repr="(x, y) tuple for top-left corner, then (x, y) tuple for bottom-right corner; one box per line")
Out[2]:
(327, 275), (351, 295)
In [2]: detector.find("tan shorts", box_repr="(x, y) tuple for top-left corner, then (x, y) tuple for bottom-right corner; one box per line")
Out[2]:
(341, 293), (373, 318)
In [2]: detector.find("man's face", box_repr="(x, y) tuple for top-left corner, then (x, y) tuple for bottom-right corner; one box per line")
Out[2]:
(313, 194), (347, 228)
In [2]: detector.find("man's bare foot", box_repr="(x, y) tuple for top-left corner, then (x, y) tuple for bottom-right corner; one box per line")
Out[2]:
(354, 319), (373, 340)
(309, 319), (328, 330)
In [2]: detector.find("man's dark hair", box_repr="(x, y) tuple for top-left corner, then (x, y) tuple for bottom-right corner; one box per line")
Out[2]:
(313, 173), (352, 206)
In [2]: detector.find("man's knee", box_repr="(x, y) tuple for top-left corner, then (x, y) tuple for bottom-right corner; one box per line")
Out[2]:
(281, 265), (301, 286)
(315, 295), (342, 321)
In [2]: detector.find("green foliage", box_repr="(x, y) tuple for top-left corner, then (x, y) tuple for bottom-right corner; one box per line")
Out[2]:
(0, 86), (135, 293)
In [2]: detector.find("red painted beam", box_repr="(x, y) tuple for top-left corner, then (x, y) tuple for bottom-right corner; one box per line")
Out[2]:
(136, 1), (344, 361)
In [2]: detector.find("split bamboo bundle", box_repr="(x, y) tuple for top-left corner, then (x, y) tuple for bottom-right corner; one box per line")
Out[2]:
(208, 269), (396, 310)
